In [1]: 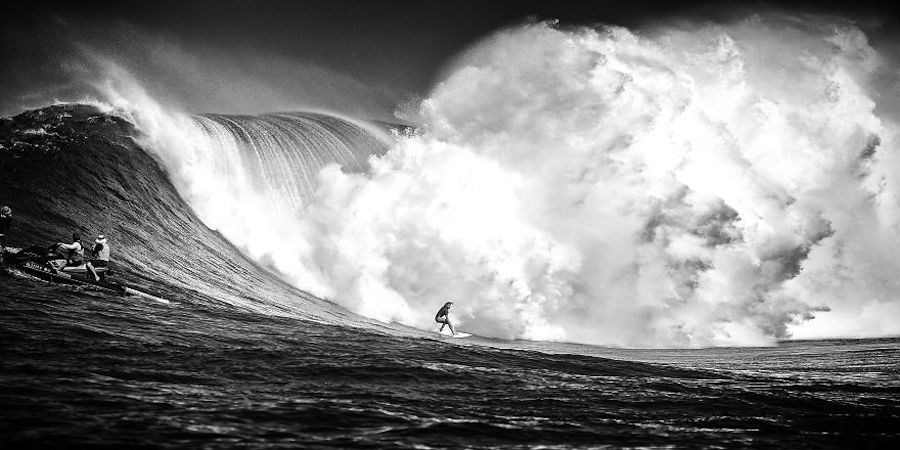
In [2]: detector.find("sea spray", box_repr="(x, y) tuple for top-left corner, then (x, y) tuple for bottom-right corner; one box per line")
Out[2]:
(96, 17), (900, 347)
(293, 19), (900, 346)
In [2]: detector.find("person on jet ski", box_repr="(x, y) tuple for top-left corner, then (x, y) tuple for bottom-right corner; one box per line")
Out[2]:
(88, 234), (110, 281)
(57, 232), (100, 281)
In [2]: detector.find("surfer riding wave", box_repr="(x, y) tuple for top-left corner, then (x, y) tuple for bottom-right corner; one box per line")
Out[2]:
(435, 301), (456, 336)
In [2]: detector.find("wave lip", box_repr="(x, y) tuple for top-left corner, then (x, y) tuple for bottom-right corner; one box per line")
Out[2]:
(190, 112), (390, 216)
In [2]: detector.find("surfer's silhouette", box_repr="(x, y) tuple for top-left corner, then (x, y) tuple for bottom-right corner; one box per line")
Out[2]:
(435, 301), (456, 336)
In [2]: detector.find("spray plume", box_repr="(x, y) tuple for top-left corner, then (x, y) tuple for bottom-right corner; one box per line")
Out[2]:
(98, 16), (900, 347)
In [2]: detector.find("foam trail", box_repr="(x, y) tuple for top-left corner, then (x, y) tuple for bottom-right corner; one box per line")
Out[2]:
(96, 15), (900, 347)
(125, 287), (171, 305)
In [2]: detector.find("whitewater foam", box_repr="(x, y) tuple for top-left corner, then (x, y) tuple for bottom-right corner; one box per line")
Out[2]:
(94, 15), (900, 347)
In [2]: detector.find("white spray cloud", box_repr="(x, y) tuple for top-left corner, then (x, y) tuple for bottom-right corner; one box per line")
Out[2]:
(288, 18), (900, 347)
(98, 15), (900, 347)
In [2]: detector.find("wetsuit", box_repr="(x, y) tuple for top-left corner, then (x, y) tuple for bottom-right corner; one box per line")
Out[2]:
(435, 303), (456, 335)
(435, 304), (451, 323)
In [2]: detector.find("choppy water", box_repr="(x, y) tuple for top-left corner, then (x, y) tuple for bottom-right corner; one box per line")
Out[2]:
(2, 274), (898, 449)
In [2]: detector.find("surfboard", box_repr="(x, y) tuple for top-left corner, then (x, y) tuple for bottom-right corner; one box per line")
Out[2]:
(438, 329), (471, 338)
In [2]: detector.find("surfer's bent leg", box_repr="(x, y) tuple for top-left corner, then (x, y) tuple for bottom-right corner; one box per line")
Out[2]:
(436, 315), (451, 333)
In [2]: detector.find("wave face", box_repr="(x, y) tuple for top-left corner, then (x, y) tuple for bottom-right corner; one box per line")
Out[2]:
(0, 104), (377, 325)
(93, 15), (900, 348)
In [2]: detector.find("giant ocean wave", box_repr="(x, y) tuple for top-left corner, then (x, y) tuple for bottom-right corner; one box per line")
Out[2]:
(0, 104), (385, 327)
(11, 15), (900, 348)
(4, 104), (899, 450)
(4, 10), (900, 448)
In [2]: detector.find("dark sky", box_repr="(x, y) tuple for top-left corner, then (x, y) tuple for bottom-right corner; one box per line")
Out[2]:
(1, 0), (898, 120)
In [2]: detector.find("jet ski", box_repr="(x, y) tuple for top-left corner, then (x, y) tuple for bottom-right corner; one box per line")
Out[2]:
(3, 245), (127, 294)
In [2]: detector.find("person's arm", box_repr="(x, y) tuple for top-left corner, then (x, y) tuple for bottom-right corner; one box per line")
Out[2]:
(58, 242), (77, 250)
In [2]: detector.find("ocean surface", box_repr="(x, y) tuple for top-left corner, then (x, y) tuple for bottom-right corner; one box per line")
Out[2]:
(1, 105), (899, 448)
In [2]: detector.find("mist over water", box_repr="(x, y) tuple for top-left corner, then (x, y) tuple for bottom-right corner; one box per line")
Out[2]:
(97, 16), (900, 347)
